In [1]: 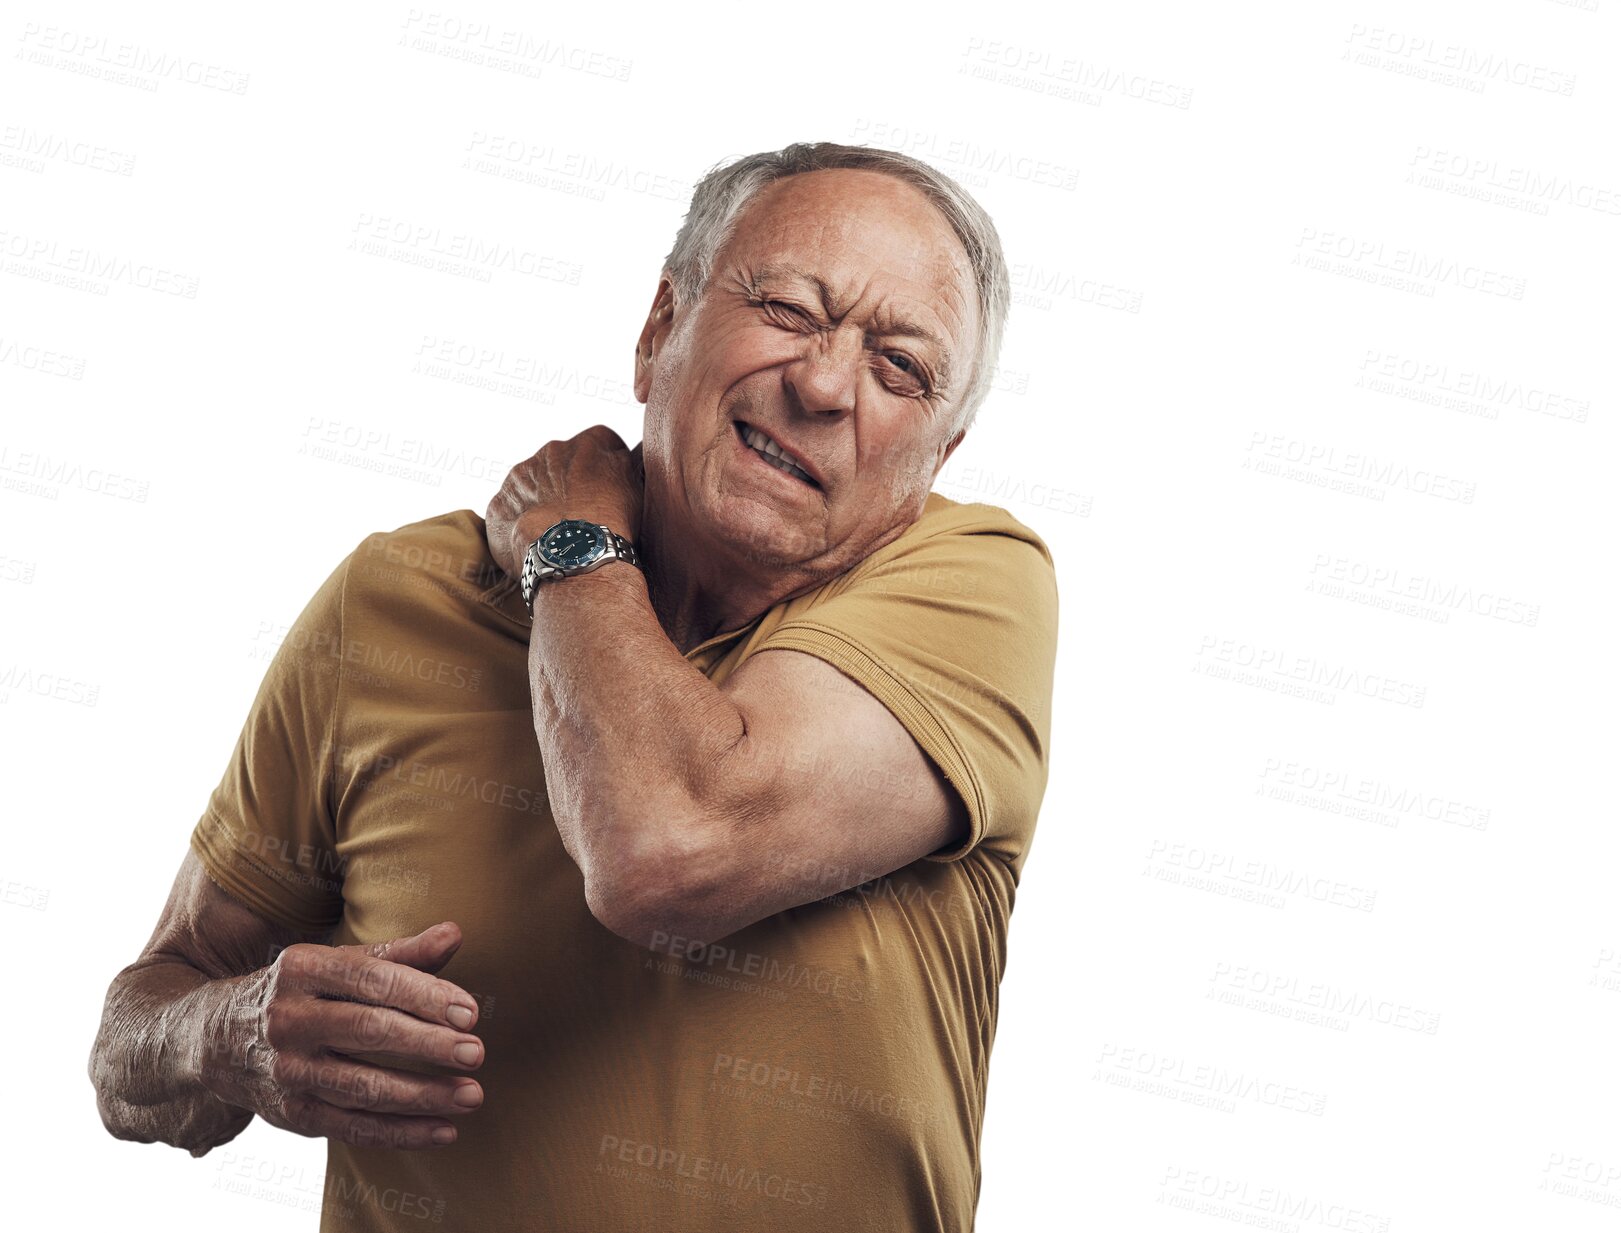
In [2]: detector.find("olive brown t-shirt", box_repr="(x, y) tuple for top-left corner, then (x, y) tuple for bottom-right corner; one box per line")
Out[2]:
(189, 490), (1059, 1232)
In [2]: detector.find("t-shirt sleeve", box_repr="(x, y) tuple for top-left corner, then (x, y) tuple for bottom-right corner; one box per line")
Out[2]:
(188, 550), (353, 935)
(750, 506), (1060, 871)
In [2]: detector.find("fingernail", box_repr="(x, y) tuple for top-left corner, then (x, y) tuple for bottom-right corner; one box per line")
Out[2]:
(453, 1042), (481, 1066)
(453, 1082), (483, 1107)
(447, 1005), (474, 1029)
(432, 1127), (456, 1145)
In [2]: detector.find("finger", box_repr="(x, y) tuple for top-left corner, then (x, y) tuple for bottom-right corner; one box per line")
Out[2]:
(355, 921), (463, 974)
(283, 1052), (483, 1117)
(285, 943), (479, 1030)
(295, 998), (485, 1071)
(284, 1093), (460, 1150)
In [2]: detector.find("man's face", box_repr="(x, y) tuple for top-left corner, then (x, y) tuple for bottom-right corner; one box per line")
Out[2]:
(635, 168), (979, 583)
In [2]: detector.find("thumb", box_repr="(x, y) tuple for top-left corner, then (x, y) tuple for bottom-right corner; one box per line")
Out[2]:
(352, 920), (464, 974)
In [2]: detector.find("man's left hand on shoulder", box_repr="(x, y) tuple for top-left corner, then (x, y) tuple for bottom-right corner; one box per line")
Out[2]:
(485, 425), (644, 577)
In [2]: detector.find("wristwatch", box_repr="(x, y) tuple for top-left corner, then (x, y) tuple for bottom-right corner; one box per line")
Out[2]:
(520, 518), (641, 613)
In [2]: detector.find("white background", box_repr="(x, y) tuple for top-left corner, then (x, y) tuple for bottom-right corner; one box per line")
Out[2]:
(4, 0), (1618, 1229)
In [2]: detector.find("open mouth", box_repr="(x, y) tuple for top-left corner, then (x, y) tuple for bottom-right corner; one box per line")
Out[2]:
(733, 420), (820, 489)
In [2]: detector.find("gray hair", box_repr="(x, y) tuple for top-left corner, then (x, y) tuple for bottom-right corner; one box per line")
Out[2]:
(661, 141), (1010, 437)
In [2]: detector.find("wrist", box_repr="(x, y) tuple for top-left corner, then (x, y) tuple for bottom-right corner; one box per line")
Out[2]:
(527, 549), (646, 613)
(191, 972), (261, 1110)
(520, 517), (643, 614)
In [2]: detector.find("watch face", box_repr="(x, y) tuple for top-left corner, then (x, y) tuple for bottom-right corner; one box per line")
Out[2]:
(540, 520), (606, 569)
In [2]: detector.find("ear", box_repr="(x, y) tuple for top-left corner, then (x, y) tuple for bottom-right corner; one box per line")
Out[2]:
(936, 425), (966, 473)
(633, 275), (679, 404)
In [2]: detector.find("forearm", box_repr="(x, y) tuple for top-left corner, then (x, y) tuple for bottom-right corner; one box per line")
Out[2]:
(89, 959), (255, 1156)
(526, 565), (746, 906)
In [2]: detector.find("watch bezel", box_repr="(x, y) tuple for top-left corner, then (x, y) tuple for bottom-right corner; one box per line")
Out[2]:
(538, 519), (608, 570)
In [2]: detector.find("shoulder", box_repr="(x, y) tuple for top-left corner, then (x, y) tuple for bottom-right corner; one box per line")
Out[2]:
(350, 507), (501, 583)
(342, 508), (525, 626)
(920, 490), (1052, 549)
(762, 490), (1059, 658)
(829, 491), (1057, 604)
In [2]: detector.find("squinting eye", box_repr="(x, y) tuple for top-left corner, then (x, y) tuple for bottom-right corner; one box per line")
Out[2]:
(884, 353), (930, 393)
(757, 299), (807, 320)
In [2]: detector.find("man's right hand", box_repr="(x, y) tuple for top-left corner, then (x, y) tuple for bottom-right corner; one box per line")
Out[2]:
(198, 921), (485, 1150)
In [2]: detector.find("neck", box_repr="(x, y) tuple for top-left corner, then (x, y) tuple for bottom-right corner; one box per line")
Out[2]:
(636, 482), (927, 655)
(639, 491), (831, 656)
(640, 529), (767, 656)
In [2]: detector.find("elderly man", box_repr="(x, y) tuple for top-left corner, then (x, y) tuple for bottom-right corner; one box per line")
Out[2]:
(89, 141), (1059, 1232)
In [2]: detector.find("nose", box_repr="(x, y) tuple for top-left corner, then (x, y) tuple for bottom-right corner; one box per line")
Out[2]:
(782, 326), (861, 419)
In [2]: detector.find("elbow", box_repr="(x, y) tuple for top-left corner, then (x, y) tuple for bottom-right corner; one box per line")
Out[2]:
(88, 1025), (149, 1146)
(88, 1051), (149, 1147)
(93, 1088), (146, 1146)
(581, 820), (738, 952)
(86, 981), (253, 1155)
(88, 1017), (127, 1134)
(583, 878), (675, 952)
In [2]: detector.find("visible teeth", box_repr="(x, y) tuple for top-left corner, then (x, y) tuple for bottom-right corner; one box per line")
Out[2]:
(741, 425), (813, 484)
(765, 453), (808, 481)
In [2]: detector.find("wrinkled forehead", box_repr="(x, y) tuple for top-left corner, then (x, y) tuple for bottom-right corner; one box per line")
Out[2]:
(726, 170), (974, 302)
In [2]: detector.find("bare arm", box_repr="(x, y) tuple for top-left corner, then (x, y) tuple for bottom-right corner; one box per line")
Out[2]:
(88, 849), (488, 1156)
(526, 565), (968, 949)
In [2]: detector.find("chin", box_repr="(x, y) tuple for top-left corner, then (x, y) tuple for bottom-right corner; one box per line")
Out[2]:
(702, 492), (825, 569)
